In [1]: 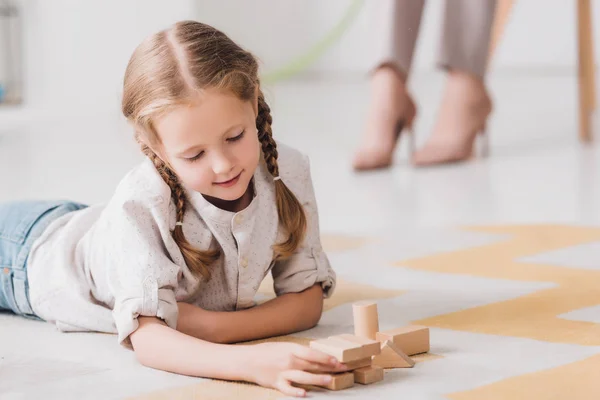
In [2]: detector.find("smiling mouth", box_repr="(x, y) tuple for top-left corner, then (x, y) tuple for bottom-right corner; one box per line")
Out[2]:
(214, 172), (242, 186)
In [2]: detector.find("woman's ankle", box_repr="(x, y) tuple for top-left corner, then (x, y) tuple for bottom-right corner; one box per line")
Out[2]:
(371, 63), (407, 92)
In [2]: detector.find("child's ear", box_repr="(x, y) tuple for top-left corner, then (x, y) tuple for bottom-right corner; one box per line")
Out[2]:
(136, 131), (156, 152)
(137, 131), (171, 166)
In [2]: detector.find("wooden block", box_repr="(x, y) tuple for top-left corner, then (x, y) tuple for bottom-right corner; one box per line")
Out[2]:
(297, 372), (355, 392)
(354, 365), (384, 385)
(341, 357), (372, 371)
(323, 372), (355, 391)
(353, 301), (379, 340)
(372, 340), (415, 369)
(326, 336), (370, 362)
(376, 325), (430, 356)
(309, 337), (365, 363)
(335, 333), (381, 356)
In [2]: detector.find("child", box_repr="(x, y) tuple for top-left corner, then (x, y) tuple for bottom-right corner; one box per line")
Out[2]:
(0, 20), (345, 397)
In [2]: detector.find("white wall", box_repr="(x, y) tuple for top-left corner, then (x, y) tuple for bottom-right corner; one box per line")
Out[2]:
(20, 0), (195, 113)
(2, 0), (600, 120)
(318, 0), (600, 74)
(196, 0), (600, 75)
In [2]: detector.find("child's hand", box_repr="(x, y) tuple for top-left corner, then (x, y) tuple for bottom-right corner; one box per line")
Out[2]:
(244, 342), (348, 397)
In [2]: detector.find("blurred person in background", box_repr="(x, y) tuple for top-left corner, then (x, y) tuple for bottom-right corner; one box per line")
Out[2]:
(353, 0), (496, 170)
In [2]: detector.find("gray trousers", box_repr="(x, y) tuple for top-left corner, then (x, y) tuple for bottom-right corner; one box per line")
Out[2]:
(370, 0), (497, 79)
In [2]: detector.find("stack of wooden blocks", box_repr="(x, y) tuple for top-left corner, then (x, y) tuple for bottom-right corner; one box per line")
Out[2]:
(307, 300), (430, 391)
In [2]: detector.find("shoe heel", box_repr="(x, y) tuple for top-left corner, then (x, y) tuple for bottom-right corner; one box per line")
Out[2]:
(394, 118), (416, 158)
(408, 127), (416, 156)
(403, 114), (417, 157)
(479, 125), (489, 158)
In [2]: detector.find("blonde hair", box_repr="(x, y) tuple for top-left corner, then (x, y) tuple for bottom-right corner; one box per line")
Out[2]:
(121, 21), (306, 279)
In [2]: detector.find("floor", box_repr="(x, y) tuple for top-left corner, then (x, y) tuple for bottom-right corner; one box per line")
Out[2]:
(1, 72), (600, 399)
(1, 71), (600, 234)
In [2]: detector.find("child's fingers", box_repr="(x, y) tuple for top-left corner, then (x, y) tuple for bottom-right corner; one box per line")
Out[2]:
(282, 370), (333, 387)
(292, 345), (341, 367)
(294, 358), (349, 373)
(275, 380), (306, 398)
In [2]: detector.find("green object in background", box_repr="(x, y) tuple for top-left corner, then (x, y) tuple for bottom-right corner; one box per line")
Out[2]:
(261, 0), (364, 84)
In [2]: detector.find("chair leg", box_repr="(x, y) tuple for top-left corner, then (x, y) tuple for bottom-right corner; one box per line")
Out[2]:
(577, 0), (595, 142)
(584, 11), (596, 111)
(489, 0), (516, 61)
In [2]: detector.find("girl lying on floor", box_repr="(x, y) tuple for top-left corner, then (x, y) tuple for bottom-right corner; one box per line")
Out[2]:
(0, 20), (344, 397)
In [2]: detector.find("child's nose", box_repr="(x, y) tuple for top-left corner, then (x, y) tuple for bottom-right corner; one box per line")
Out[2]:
(212, 152), (234, 174)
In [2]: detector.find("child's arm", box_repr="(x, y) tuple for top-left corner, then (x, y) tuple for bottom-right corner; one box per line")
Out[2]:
(130, 314), (347, 397)
(131, 316), (248, 379)
(176, 284), (323, 344)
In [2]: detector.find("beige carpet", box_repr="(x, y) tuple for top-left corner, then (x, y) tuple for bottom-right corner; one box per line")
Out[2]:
(2, 225), (600, 399)
(131, 225), (600, 399)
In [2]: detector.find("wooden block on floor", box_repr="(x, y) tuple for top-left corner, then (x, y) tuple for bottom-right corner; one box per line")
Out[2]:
(341, 357), (372, 371)
(324, 372), (355, 391)
(352, 301), (380, 340)
(309, 337), (365, 363)
(354, 365), (384, 385)
(376, 325), (430, 356)
(334, 333), (381, 356)
(372, 340), (415, 369)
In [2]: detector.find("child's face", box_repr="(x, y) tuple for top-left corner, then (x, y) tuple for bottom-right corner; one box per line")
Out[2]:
(154, 89), (261, 202)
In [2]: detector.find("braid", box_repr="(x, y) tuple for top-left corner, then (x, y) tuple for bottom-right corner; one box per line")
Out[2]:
(142, 143), (186, 220)
(140, 141), (220, 279)
(256, 95), (279, 178)
(256, 91), (307, 258)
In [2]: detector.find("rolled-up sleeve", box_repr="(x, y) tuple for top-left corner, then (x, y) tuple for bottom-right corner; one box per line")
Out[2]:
(106, 198), (181, 347)
(271, 156), (336, 298)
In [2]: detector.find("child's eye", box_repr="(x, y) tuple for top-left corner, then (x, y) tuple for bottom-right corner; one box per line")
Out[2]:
(185, 151), (204, 162)
(227, 131), (245, 142)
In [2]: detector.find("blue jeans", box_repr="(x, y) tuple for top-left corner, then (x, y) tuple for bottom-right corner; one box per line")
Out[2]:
(0, 200), (87, 317)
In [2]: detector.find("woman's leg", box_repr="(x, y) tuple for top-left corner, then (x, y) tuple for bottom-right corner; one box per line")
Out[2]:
(370, 0), (425, 78)
(353, 0), (425, 171)
(413, 0), (496, 166)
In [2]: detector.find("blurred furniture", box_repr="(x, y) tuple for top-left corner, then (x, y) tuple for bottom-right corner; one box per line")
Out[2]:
(0, 0), (22, 105)
(489, 0), (596, 142)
